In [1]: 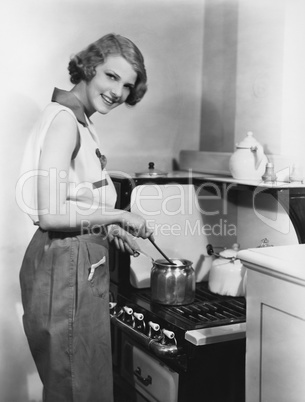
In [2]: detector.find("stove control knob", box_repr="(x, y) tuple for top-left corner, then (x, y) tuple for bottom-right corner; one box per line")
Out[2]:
(148, 321), (161, 339)
(109, 302), (117, 315)
(133, 312), (144, 321)
(148, 321), (160, 331)
(162, 329), (175, 339)
(161, 328), (177, 346)
(133, 312), (146, 332)
(123, 306), (133, 315)
(122, 306), (135, 326)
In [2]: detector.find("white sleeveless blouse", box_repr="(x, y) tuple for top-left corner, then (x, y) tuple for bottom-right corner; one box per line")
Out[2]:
(18, 101), (117, 225)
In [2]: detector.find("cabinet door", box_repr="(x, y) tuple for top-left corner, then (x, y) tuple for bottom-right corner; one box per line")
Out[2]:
(246, 270), (305, 402)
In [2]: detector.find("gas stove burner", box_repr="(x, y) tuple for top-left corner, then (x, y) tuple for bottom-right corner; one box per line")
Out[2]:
(129, 282), (246, 331)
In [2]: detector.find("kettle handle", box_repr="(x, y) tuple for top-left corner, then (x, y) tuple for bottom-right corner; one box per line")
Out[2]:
(251, 145), (265, 170)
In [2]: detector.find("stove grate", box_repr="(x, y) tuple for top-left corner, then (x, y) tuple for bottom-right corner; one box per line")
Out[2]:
(136, 282), (246, 329)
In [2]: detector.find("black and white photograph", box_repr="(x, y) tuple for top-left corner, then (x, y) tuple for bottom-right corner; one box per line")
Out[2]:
(1, 0), (305, 401)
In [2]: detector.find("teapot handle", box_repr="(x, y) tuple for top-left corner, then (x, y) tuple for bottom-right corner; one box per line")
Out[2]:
(251, 145), (265, 170)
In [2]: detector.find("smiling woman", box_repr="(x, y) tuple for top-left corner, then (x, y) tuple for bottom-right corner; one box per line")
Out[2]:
(17, 33), (153, 402)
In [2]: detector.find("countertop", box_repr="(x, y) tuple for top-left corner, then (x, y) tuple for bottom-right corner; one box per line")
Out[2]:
(196, 173), (305, 189)
(113, 169), (305, 188)
(238, 244), (305, 283)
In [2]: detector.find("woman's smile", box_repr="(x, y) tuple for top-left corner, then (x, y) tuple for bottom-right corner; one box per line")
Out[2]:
(101, 93), (116, 106)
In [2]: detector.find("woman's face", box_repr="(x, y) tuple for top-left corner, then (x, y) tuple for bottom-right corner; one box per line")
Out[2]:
(84, 55), (137, 115)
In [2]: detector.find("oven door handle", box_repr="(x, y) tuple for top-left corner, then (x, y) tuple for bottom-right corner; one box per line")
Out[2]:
(185, 322), (246, 346)
(134, 367), (152, 386)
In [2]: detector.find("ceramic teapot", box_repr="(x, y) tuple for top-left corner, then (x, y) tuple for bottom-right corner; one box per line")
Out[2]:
(229, 132), (268, 180)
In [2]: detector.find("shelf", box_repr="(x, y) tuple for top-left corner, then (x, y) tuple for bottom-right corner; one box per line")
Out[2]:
(191, 175), (305, 244)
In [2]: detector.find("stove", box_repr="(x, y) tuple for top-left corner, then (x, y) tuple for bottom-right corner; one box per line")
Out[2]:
(110, 281), (246, 362)
(109, 171), (246, 401)
(110, 282), (246, 402)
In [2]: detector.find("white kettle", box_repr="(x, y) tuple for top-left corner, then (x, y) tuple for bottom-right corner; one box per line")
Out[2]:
(207, 244), (246, 297)
(229, 131), (268, 180)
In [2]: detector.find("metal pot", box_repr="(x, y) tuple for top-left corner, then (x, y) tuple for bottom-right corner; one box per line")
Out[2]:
(150, 258), (195, 305)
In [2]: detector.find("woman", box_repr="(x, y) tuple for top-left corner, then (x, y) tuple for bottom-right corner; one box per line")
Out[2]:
(19, 33), (153, 402)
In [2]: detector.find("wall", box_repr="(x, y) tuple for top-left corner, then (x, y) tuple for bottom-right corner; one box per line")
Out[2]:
(200, 0), (285, 152)
(234, 0), (285, 154)
(200, 0), (239, 152)
(281, 0), (305, 166)
(0, 1), (204, 401)
(200, 0), (305, 174)
(236, 0), (305, 168)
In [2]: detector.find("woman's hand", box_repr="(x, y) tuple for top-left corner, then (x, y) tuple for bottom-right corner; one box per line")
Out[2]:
(107, 224), (140, 255)
(120, 212), (154, 240)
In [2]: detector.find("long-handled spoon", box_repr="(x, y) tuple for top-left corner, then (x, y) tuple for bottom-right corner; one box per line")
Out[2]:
(148, 236), (176, 265)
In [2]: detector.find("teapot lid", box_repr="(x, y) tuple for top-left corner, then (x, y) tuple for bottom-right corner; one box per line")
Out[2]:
(236, 131), (262, 149)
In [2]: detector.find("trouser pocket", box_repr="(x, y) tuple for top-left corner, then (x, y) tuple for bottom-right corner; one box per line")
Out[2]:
(85, 241), (109, 298)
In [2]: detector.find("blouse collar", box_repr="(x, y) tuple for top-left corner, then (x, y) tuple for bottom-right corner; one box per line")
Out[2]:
(51, 87), (88, 127)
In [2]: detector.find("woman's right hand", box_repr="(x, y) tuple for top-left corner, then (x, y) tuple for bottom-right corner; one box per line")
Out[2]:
(120, 211), (154, 240)
(107, 225), (140, 255)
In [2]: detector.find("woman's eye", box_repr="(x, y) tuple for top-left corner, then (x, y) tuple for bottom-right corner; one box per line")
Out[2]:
(124, 84), (134, 90)
(106, 73), (116, 80)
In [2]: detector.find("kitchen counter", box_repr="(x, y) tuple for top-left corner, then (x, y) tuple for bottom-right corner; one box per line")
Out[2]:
(238, 244), (305, 283)
(238, 244), (305, 402)
(195, 173), (305, 189)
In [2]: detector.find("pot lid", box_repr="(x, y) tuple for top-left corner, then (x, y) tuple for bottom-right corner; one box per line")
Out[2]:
(219, 248), (238, 259)
(236, 131), (261, 149)
(135, 162), (168, 178)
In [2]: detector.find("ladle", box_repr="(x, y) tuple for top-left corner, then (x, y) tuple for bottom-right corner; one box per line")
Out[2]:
(148, 236), (176, 265)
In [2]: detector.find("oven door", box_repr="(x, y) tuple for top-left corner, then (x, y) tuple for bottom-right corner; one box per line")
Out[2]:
(120, 333), (179, 402)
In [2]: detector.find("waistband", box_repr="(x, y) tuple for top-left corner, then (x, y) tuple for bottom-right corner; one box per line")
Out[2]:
(41, 225), (109, 240)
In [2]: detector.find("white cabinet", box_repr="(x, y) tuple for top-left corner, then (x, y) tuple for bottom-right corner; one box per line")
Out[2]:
(238, 245), (305, 402)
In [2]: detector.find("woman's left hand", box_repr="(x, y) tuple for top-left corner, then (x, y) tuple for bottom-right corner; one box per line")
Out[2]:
(107, 224), (139, 255)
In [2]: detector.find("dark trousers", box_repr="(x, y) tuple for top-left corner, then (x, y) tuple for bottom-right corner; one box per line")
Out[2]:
(20, 228), (113, 402)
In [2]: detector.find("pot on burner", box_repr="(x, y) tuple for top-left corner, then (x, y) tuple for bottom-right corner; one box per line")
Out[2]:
(150, 258), (195, 305)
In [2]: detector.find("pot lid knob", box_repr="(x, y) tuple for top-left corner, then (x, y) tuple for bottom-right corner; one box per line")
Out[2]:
(135, 162), (167, 178)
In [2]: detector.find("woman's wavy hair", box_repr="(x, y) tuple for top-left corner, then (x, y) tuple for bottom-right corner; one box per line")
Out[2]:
(68, 33), (147, 106)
